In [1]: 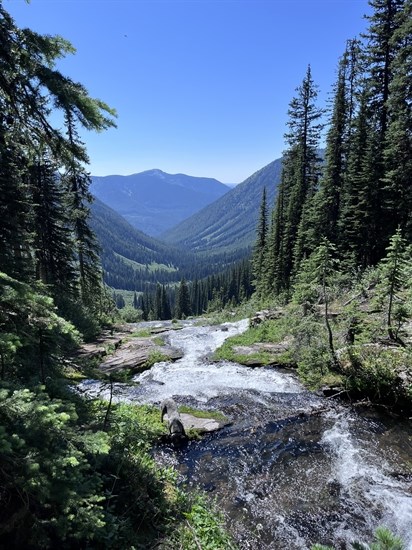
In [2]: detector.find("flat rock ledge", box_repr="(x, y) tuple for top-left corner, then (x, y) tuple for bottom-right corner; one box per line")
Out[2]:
(99, 338), (183, 374)
(164, 412), (230, 434)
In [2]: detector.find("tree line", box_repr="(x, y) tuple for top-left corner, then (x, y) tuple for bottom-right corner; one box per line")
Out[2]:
(252, 0), (411, 299)
(116, 258), (254, 320)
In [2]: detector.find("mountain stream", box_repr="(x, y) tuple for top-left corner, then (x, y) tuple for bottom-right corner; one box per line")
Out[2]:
(80, 319), (412, 549)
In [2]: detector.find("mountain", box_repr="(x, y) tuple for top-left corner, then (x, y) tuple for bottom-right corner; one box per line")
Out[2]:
(89, 197), (189, 290)
(90, 169), (230, 236)
(160, 157), (283, 257)
(90, 197), (242, 290)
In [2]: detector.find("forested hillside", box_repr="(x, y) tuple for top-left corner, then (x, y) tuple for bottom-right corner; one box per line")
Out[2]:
(90, 196), (190, 289)
(161, 157), (283, 256)
(252, 0), (412, 298)
(91, 196), (251, 293)
(90, 169), (230, 236)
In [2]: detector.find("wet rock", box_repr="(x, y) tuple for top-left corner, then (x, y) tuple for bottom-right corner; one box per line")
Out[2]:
(150, 326), (183, 334)
(99, 338), (183, 373)
(179, 413), (230, 433)
(76, 331), (124, 360)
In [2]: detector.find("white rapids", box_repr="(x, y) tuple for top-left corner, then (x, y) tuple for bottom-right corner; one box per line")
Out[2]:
(78, 318), (303, 404)
(77, 318), (412, 549)
(133, 319), (303, 403)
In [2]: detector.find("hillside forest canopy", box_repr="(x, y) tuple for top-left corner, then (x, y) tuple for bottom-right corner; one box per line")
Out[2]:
(0, 0), (411, 548)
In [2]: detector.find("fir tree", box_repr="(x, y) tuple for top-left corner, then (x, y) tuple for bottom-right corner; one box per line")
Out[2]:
(268, 66), (324, 294)
(363, 0), (406, 256)
(376, 228), (410, 343)
(175, 278), (191, 319)
(381, 0), (412, 240)
(338, 92), (380, 267)
(252, 187), (268, 298)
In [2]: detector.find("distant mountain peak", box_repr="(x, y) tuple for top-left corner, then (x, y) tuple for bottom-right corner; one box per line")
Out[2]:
(142, 168), (167, 178)
(160, 157), (283, 256)
(90, 169), (230, 236)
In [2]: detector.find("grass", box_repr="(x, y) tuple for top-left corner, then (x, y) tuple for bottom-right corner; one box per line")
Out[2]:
(178, 405), (229, 424)
(143, 350), (170, 368)
(131, 328), (152, 338)
(98, 402), (236, 549)
(214, 317), (293, 366)
(114, 253), (178, 274)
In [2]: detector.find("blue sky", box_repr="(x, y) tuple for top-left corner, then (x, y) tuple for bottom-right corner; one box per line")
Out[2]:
(6, 0), (371, 183)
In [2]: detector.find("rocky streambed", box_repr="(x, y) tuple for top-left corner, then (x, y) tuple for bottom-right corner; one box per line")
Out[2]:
(78, 319), (412, 549)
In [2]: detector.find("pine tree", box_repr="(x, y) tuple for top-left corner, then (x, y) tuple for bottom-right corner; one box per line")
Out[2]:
(381, 0), (412, 240)
(376, 228), (410, 343)
(252, 187), (268, 298)
(269, 66), (323, 294)
(29, 152), (78, 302)
(175, 278), (191, 319)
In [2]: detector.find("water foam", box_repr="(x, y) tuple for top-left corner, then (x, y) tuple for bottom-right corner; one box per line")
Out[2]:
(321, 411), (412, 548)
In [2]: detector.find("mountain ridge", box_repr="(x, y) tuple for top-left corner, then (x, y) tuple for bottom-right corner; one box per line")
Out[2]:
(90, 169), (230, 236)
(160, 157), (283, 256)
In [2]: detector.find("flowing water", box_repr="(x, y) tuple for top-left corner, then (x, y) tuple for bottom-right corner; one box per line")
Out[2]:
(80, 319), (412, 549)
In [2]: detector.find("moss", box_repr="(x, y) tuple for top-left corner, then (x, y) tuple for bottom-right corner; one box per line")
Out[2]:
(178, 405), (228, 424)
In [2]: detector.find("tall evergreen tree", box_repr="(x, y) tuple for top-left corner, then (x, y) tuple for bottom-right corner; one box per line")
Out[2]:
(363, 0), (406, 255)
(264, 180), (288, 296)
(268, 66), (324, 294)
(314, 52), (351, 244)
(376, 228), (410, 343)
(62, 112), (103, 308)
(160, 285), (172, 320)
(381, 0), (412, 240)
(252, 187), (268, 297)
(175, 278), (191, 319)
(30, 152), (77, 302)
(289, 66), (324, 271)
(338, 92), (380, 267)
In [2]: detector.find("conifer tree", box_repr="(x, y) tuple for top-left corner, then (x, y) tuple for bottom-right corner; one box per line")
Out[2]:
(30, 152), (77, 302)
(133, 291), (138, 309)
(0, 137), (33, 282)
(314, 51), (352, 245)
(363, 0), (406, 255)
(155, 283), (162, 320)
(377, 228), (410, 343)
(382, 0), (412, 240)
(338, 92), (379, 267)
(288, 66), (324, 272)
(252, 187), (268, 297)
(264, 181), (288, 296)
(175, 278), (191, 319)
(268, 66), (323, 294)
(62, 112), (103, 308)
(161, 285), (172, 320)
